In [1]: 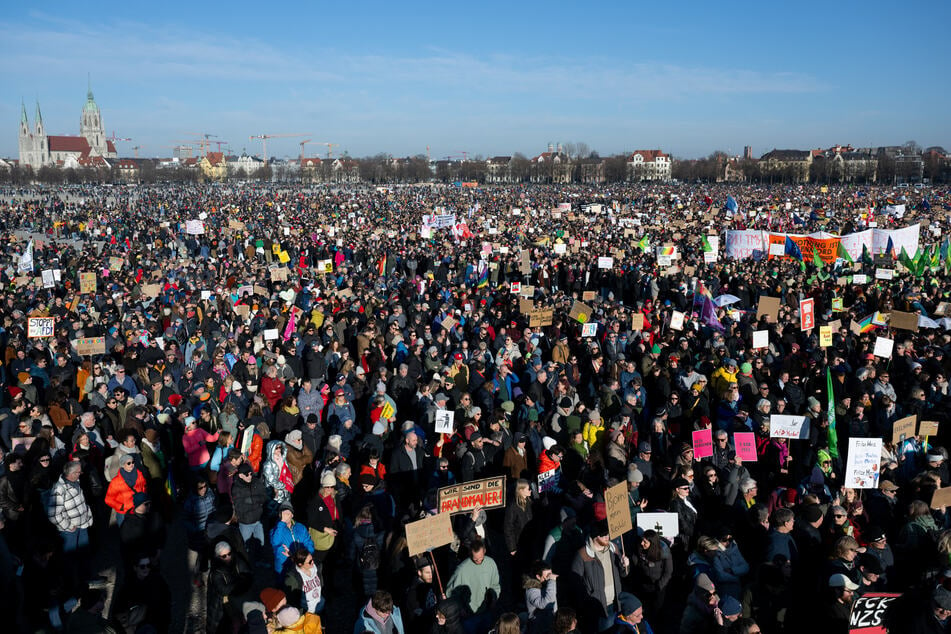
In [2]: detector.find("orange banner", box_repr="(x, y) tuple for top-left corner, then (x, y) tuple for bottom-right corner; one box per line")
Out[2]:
(767, 234), (840, 263)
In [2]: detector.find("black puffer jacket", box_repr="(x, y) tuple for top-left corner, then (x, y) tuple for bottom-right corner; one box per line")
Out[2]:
(231, 474), (269, 524)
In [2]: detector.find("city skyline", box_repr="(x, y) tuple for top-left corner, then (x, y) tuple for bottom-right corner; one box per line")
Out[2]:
(2, 2), (949, 160)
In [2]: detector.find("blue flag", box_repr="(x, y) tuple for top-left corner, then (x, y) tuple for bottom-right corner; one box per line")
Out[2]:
(725, 196), (738, 214)
(922, 197), (931, 211)
(885, 236), (895, 259)
(784, 236), (803, 261)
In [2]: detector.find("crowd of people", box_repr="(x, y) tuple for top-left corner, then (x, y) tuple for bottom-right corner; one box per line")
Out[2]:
(0, 180), (948, 633)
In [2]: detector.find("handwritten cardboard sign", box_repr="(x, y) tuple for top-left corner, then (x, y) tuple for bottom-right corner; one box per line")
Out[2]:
(889, 310), (918, 332)
(892, 416), (917, 445)
(843, 437), (882, 489)
(631, 313), (644, 330)
(769, 415), (810, 440)
(529, 308), (554, 328)
(919, 420), (940, 437)
(405, 512), (454, 557)
(692, 429), (713, 459)
(568, 301), (593, 324)
(79, 272), (97, 294)
(605, 481), (633, 539)
(931, 487), (951, 510)
(756, 296), (781, 323)
(437, 476), (506, 515)
(27, 317), (55, 338)
(819, 326), (832, 347)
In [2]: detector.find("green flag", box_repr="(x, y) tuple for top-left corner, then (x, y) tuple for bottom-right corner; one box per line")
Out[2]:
(827, 367), (838, 458)
(813, 248), (824, 270)
(837, 241), (854, 263)
(637, 235), (650, 253)
(701, 235), (713, 253)
(899, 246), (914, 271)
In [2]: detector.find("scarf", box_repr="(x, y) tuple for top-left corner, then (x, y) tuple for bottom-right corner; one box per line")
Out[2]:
(120, 464), (139, 490)
(365, 601), (391, 629)
(283, 405), (300, 416)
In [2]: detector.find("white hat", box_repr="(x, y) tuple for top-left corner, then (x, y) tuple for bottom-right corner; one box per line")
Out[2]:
(828, 573), (859, 590)
(184, 416), (196, 426)
(320, 470), (336, 488)
(276, 606), (301, 628)
(232, 381), (243, 391)
(285, 429), (303, 450)
(542, 436), (557, 450)
(327, 434), (342, 453)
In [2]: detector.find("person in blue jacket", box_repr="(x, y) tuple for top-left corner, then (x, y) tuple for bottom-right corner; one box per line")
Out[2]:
(354, 590), (404, 634)
(270, 501), (315, 577)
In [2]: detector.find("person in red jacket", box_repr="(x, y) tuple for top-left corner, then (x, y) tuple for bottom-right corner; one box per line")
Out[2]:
(105, 454), (148, 525)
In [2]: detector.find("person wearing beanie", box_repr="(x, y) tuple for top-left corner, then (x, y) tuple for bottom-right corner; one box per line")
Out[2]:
(273, 604), (323, 633)
(613, 591), (653, 633)
(909, 584), (951, 632)
(571, 518), (630, 631)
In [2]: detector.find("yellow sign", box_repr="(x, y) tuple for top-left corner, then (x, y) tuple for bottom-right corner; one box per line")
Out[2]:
(819, 326), (832, 347)
(380, 402), (395, 420)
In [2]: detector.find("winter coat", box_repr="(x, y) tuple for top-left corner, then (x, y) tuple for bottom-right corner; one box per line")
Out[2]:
(231, 473), (269, 524)
(354, 605), (404, 634)
(105, 469), (148, 515)
(570, 539), (629, 619)
(503, 499), (533, 552)
(183, 427), (219, 467)
(262, 440), (294, 503)
(523, 576), (557, 627)
(633, 541), (673, 591)
(270, 520), (315, 574)
(206, 549), (253, 634)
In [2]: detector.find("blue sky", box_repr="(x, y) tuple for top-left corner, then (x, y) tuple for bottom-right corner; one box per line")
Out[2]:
(2, 1), (949, 160)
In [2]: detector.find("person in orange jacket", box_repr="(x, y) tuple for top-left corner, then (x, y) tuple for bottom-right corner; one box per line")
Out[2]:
(105, 453), (148, 524)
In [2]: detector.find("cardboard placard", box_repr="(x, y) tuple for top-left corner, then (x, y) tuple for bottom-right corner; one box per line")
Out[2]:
(636, 512), (679, 540)
(752, 330), (769, 349)
(79, 272), (97, 294)
(520, 285), (535, 298)
(405, 512), (454, 557)
(253, 284), (269, 297)
(819, 326), (832, 347)
(140, 284), (161, 298)
(919, 420), (940, 437)
(605, 481), (633, 539)
(437, 476), (506, 515)
(828, 319), (842, 332)
(889, 310), (919, 332)
(935, 302), (950, 316)
(631, 313), (644, 331)
(734, 432), (758, 461)
(270, 267), (288, 282)
(440, 316), (458, 332)
(931, 487), (951, 510)
(692, 428), (713, 459)
(582, 291), (597, 301)
(72, 337), (106, 356)
(892, 416), (917, 445)
(568, 301), (593, 324)
(529, 308), (554, 328)
(27, 317), (55, 338)
(769, 415), (810, 440)
(234, 304), (250, 320)
(756, 296), (781, 323)
(434, 410), (455, 435)
(109, 257), (124, 271)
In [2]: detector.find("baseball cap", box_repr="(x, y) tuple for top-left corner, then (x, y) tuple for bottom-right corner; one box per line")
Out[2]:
(828, 574), (859, 590)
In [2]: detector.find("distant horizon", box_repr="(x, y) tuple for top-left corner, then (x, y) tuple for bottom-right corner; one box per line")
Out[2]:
(3, 2), (949, 161)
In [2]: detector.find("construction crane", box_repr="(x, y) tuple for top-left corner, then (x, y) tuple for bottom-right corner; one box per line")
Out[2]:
(107, 131), (132, 143)
(209, 140), (228, 154)
(299, 139), (311, 165)
(183, 132), (219, 157)
(248, 134), (309, 163)
(321, 142), (340, 159)
(131, 145), (143, 158)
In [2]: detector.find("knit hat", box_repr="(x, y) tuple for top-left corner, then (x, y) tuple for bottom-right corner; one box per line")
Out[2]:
(627, 466), (644, 484)
(259, 588), (286, 614)
(618, 592), (642, 616)
(807, 396), (821, 410)
(719, 595), (742, 617)
(276, 606), (301, 628)
(16, 371), (30, 383)
(801, 504), (823, 523)
(320, 471), (336, 488)
(740, 362), (753, 374)
(500, 401), (515, 413)
(542, 436), (557, 450)
(935, 586), (951, 610)
(327, 435), (342, 454)
(285, 429), (303, 450)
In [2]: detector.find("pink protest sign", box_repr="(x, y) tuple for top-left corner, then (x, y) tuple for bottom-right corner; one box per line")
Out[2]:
(734, 432), (758, 462)
(692, 429), (713, 459)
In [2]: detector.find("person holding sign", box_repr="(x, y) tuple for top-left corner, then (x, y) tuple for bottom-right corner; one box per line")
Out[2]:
(570, 519), (630, 632)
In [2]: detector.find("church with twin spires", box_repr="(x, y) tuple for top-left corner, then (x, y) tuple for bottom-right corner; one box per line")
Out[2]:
(18, 84), (117, 169)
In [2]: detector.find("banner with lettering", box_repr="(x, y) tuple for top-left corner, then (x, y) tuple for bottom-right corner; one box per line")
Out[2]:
(437, 476), (506, 515)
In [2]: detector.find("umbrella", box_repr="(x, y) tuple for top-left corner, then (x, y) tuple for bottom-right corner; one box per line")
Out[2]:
(919, 315), (940, 329)
(713, 294), (741, 307)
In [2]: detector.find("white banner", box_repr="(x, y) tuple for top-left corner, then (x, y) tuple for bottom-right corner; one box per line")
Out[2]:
(769, 415), (810, 440)
(185, 219), (205, 235)
(872, 224), (919, 255)
(724, 230), (766, 259)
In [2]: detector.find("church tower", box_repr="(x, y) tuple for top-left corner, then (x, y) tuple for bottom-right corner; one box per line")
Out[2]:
(80, 78), (107, 156)
(17, 100), (33, 168)
(34, 101), (48, 165)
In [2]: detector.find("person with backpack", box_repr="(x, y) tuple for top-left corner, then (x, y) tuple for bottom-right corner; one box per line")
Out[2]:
(351, 501), (384, 597)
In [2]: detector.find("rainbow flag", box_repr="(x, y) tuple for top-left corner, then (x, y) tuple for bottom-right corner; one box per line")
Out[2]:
(377, 254), (387, 276)
(657, 246), (675, 256)
(857, 315), (877, 333)
(477, 260), (489, 288)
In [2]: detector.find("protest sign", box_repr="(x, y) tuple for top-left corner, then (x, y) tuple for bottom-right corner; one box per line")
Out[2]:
(270, 267), (288, 282)
(185, 219), (205, 235)
(79, 272), (97, 294)
(597, 256), (614, 269)
(752, 330), (769, 349)
(873, 337), (894, 358)
(140, 283), (161, 298)
(529, 308), (554, 328)
(920, 420), (940, 437)
(734, 432), (758, 462)
(670, 310), (685, 331)
(538, 468), (561, 493)
(519, 298), (534, 314)
(568, 301), (593, 323)
(844, 438), (882, 489)
(440, 316), (458, 332)
(931, 487), (951, 510)
(263, 329), (279, 341)
(756, 297), (781, 323)
(109, 257), (124, 271)
(889, 310), (918, 332)
(875, 268), (894, 280)
(800, 297), (815, 330)
(769, 415), (810, 440)
(520, 285), (535, 297)
(892, 416), (916, 445)
(405, 512), (454, 557)
(631, 314), (644, 330)
(41, 269), (55, 289)
(605, 481), (633, 539)
(831, 297), (844, 311)
(692, 429), (713, 459)
(819, 326), (832, 347)
(511, 282), (521, 294)
(636, 513), (679, 540)
(438, 476), (506, 515)
(582, 291), (597, 301)
(27, 317), (55, 338)
(853, 274), (868, 284)
(72, 337), (106, 356)
(380, 402), (395, 421)
(848, 593), (900, 633)
(434, 410), (455, 434)
(253, 284), (269, 298)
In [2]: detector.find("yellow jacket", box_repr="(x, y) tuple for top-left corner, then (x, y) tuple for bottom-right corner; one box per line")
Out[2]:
(711, 366), (738, 398)
(582, 419), (604, 448)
